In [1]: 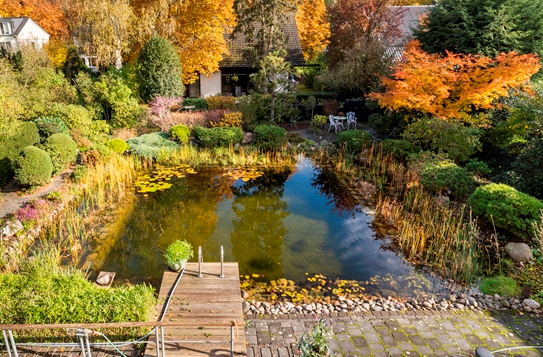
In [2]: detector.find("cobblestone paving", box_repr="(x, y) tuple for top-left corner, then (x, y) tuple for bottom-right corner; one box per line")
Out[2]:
(245, 311), (543, 357)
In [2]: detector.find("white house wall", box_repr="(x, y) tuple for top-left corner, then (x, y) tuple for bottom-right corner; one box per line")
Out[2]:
(17, 19), (49, 48)
(200, 71), (222, 98)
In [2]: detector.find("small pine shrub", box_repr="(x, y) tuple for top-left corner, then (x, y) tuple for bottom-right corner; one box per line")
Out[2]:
(127, 132), (179, 159)
(33, 117), (70, 142)
(170, 125), (190, 144)
(105, 138), (129, 153)
(192, 127), (244, 148)
(14, 146), (53, 187)
(253, 125), (287, 150)
(420, 161), (475, 198)
(183, 98), (208, 110)
(335, 130), (374, 153)
(480, 276), (518, 297)
(467, 183), (543, 239)
(41, 133), (78, 176)
(206, 96), (236, 110)
(380, 139), (421, 161)
(465, 158), (491, 177)
(209, 111), (243, 128)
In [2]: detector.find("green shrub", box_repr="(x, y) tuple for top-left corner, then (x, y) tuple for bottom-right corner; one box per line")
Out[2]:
(480, 276), (518, 297)
(183, 98), (208, 110)
(465, 158), (491, 177)
(206, 95), (236, 110)
(287, 132), (305, 145)
(41, 133), (78, 176)
(253, 125), (287, 150)
(0, 122), (41, 186)
(105, 138), (129, 153)
(380, 139), (421, 161)
(368, 112), (404, 137)
(335, 130), (374, 153)
(467, 183), (543, 239)
(192, 126), (244, 148)
(170, 125), (190, 144)
(33, 117), (70, 142)
(137, 36), (183, 102)
(127, 132), (179, 159)
(513, 138), (543, 199)
(310, 114), (327, 132)
(71, 165), (88, 182)
(420, 161), (475, 198)
(14, 146), (53, 187)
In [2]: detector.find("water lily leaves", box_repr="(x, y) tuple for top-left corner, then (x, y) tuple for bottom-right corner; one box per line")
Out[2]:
(135, 164), (197, 195)
(222, 167), (265, 182)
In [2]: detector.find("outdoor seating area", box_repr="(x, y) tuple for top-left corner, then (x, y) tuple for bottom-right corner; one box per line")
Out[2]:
(327, 112), (357, 133)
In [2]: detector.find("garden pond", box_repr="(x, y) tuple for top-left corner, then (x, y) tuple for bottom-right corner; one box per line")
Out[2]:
(82, 156), (447, 297)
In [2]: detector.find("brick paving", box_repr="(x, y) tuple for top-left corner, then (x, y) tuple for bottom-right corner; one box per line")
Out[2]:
(245, 311), (543, 357)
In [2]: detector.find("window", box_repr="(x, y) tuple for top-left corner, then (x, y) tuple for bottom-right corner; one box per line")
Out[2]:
(0, 22), (13, 35)
(187, 77), (201, 98)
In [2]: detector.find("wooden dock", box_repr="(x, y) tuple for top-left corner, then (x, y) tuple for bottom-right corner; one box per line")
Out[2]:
(145, 262), (247, 357)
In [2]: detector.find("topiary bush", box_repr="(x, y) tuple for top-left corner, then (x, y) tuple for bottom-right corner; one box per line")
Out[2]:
(0, 122), (41, 186)
(127, 132), (179, 159)
(105, 138), (129, 153)
(380, 139), (421, 161)
(335, 130), (374, 153)
(192, 127), (244, 148)
(137, 36), (183, 102)
(33, 117), (70, 142)
(14, 146), (53, 187)
(253, 125), (287, 150)
(41, 133), (78, 176)
(170, 125), (190, 144)
(513, 138), (543, 199)
(420, 161), (475, 198)
(183, 98), (208, 110)
(467, 183), (543, 239)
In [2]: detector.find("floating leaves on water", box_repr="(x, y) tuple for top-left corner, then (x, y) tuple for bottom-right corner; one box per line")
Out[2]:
(135, 164), (197, 195)
(222, 168), (264, 182)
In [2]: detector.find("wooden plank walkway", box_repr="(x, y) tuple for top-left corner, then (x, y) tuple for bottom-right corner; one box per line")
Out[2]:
(145, 263), (247, 357)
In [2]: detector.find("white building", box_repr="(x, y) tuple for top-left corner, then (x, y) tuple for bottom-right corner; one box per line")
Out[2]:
(0, 17), (50, 52)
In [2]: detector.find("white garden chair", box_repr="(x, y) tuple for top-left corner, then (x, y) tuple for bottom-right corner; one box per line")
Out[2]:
(346, 112), (357, 130)
(327, 115), (342, 133)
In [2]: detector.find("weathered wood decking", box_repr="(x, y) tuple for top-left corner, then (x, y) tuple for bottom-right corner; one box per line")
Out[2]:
(145, 262), (247, 357)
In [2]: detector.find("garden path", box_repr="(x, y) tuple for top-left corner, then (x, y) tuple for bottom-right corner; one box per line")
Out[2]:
(245, 311), (543, 357)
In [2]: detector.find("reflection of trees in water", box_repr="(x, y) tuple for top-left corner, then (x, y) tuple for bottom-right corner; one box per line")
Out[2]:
(230, 167), (292, 281)
(310, 166), (358, 218)
(93, 168), (232, 286)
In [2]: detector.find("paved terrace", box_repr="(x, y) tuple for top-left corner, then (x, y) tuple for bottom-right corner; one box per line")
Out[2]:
(244, 311), (543, 357)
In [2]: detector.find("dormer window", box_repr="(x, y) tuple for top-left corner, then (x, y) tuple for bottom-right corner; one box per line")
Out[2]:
(0, 22), (13, 35)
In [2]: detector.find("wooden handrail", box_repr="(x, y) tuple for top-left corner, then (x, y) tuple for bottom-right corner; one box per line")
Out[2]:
(0, 320), (237, 331)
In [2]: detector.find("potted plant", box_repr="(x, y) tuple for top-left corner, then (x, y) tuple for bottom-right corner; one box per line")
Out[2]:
(298, 318), (332, 357)
(164, 240), (194, 272)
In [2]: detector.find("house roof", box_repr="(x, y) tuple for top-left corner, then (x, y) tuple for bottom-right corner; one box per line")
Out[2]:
(220, 15), (305, 68)
(0, 17), (49, 37)
(389, 6), (433, 43)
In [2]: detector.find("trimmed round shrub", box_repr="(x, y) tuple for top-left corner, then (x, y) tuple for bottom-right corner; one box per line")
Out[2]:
(170, 125), (190, 144)
(137, 36), (183, 102)
(465, 158), (491, 177)
(183, 98), (208, 110)
(105, 138), (129, 153)
(420, 161), (475, 198)
(0, 122), (41, 186)
(41, 133), (78, 176)
(33, 117), (70, 142)
(513, 138), (543, 199)
(14, 146), (53, 186)
(467, 183), (543, 239)
(253, 125), (287, 150)
(335, 130), (374, 153)
(127, 132), (179, 159)
(380, 139), (421, 161)
(192, 127), (244, 148)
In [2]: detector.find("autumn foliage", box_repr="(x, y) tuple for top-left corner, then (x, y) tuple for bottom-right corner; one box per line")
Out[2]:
(0, 0), (69, 38)
(295, 0), (330, 61)
(369, 41), (541, 122)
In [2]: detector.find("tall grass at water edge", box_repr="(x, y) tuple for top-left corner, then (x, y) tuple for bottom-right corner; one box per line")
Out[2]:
(316, 144), (489, 284)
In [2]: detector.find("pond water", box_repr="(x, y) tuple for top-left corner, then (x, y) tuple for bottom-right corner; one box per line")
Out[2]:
(83, 157), (442, 297)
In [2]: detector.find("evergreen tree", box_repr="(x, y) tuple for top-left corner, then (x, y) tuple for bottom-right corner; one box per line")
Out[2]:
(137, 36), (183, 102)
(413, 0), (543, 57)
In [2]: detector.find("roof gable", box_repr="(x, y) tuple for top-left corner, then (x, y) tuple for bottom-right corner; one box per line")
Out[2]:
(0, 17), (49, 37)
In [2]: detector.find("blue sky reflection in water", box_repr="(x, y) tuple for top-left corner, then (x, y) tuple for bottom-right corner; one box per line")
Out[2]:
(86, 157), (437, 296)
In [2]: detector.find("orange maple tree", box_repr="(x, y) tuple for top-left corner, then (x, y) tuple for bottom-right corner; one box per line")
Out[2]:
(369, 41), (541, 123)
(295, 0), (330, 61)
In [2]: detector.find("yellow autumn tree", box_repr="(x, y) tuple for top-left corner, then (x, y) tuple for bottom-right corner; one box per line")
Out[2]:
(131, 0), (236, 84)
(295, 0), (330, 61)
